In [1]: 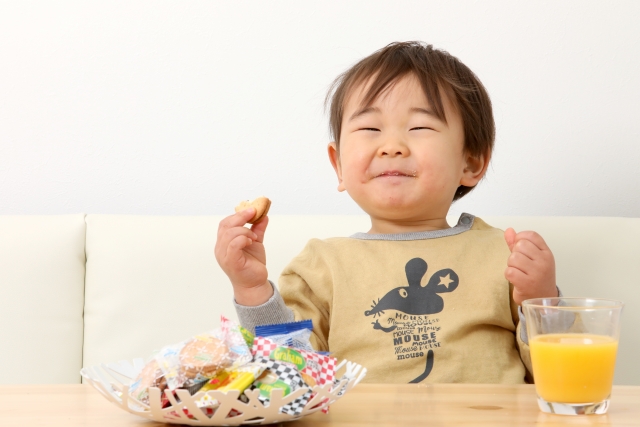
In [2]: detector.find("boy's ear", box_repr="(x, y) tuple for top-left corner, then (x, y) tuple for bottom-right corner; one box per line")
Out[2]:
(460, 151), (489, 188)
(328, 142), (346, 192)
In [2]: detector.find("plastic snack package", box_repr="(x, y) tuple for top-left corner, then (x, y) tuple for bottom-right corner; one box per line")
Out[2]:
(130, 315), (254, 406)
(255, 319), (315, 352)
(129, 358), (167, 405)
(213, 316), (253, 370)
(178, 333), (232, 387)
(180, 363), (267, 419)
(252, 335), (338, 414)
(199, 362), (265, 393)
(239, 324), (255, 348)
(250, 356), (312, 416)
(218, 362), (266, 393)
(156, 316), (253, 391)
(254, 319), (313, 337)
(197, 370), (231, 392)
(191, 362), (266, 414)
(152, 340), (188, 391)
(252, 336), (337, 389)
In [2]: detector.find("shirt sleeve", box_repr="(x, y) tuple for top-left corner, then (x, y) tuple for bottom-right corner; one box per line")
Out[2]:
(517, 286), (564, 345)
(233, 281), (294, 334)
(509, 282), (533, 382)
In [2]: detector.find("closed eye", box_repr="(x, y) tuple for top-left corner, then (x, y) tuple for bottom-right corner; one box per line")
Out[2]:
(410, 127), (434, 131)
(359, 128), (380, 132)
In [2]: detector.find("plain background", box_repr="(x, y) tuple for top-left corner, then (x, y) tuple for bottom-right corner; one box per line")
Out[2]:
(1, 1), (639, 219)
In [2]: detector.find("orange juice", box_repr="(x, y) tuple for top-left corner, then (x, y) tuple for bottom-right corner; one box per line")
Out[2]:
(530, 333), (618, 403)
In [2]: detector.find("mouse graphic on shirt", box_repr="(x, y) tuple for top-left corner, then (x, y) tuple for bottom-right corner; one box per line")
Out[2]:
(364, 257), (458, 383)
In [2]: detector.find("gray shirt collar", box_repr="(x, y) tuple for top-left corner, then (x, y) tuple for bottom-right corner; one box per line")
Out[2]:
(349, 213), (475, 241)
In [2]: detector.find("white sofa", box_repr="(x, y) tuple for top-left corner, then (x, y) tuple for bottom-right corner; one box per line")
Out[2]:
(1, 215), (639, 385)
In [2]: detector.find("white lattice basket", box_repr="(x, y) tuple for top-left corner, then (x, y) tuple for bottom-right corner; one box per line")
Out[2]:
(81, 358), (366, 426)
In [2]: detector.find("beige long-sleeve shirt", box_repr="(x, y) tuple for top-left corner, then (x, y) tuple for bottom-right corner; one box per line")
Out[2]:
(236, 214), (532, 384)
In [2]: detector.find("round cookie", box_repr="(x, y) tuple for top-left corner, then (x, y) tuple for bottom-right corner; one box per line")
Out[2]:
(179, 336), (229, 380)
(235, 196), (271, 224)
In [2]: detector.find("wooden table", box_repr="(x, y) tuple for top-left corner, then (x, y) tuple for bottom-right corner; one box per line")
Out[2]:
(1, 383), (638, 426)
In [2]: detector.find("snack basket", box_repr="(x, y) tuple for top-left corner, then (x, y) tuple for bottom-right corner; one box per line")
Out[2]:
(81, 357), (367, 426)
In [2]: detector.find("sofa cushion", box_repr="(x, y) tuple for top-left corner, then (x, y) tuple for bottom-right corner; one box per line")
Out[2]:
(83, 215), (229, 371)
(0, 215), (85, 384)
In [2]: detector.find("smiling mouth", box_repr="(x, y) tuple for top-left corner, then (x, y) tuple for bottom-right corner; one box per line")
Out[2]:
(375, 170), (417, 178)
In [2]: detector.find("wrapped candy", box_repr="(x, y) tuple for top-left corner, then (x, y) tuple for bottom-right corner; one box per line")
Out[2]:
(128, 316), (345, 418)
(129, 316), (252, 405)
(252, 336), (337, 389)
(249, 356), (312, 416)
(129, 358), (167, 405)
(255, 319), (315, 352)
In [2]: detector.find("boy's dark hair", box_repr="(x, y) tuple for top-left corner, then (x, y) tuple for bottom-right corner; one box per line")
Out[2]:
(326, 41), (495, 201)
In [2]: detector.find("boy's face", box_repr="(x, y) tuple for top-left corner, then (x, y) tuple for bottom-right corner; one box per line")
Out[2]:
(328, 74), (486, 225)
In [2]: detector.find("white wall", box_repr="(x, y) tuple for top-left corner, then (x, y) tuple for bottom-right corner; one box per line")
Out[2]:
(1, 1), (639, 218)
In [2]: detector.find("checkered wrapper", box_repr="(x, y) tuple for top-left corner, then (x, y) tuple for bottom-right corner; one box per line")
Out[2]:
(250, 357), (312, 416)
(252, 337), (337, 388)
(252, 336), (337, 413)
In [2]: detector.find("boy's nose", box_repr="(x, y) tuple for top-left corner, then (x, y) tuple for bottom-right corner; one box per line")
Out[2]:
(377, 137), (409, 157)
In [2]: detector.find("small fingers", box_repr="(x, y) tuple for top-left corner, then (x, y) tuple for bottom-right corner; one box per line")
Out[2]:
(217, 209), (257, 237)
(505, 266), (530, 286)
(504, 228), (516, 252)
(227, 234), (254, 258)
(513, 231), (549, 252)
(250, 215), (269, 243)
(507, 252), (536, 279)
(511, 239), (540, 261)
(229, 233), (253, 248)
(215, 227), (258, 262)
(221, 227), (258, 247)
(507, 251), (534, 269)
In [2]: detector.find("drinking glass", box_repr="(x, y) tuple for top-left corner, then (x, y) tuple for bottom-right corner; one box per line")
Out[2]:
(522, 297), (623, 415)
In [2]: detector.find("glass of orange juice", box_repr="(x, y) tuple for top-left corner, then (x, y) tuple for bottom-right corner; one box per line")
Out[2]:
(522, 297), (623, 415)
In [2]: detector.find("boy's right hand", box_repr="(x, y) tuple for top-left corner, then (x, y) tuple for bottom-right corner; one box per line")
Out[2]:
(214, 208), (273, 306)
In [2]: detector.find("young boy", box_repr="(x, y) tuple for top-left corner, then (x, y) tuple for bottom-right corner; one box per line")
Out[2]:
(215, 42), (558, 384)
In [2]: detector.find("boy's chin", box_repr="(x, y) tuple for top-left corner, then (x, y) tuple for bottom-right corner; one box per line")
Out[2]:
(350, 192), (448, 220)
(360, 203), (439, 221)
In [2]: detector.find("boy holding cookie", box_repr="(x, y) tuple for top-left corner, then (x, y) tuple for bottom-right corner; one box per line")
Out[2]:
(215, 42), (558, 384)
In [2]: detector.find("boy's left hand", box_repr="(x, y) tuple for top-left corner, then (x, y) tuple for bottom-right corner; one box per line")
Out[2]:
(504, 228), (558, 305)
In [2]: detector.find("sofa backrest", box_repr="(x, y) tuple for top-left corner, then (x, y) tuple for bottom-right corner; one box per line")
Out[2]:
(0, 215), (85, 384)
(2, 214), (639, 385)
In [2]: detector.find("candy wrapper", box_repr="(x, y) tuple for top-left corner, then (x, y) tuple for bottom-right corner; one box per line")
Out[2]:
(129, 358), (167, 405)
(252, 336), (337, 389)
(129, 316), (252, 405)
(253, 321), (338, 414)
(129, 317), (344, 418)
(255, 319), (315, 352)
(193, 361), (267, 410)
(209, 362), (265, 393)
(248, 356), (312, 416)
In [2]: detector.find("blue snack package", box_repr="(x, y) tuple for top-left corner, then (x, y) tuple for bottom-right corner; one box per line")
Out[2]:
(255, 319), (313, 337)
(255, 319), (315, 352)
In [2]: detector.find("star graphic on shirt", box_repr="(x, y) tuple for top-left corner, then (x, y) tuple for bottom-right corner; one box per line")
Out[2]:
(438, 274), (454, 289)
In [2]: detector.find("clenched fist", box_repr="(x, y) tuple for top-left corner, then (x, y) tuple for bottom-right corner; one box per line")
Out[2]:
(504, 228), (558, 306)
